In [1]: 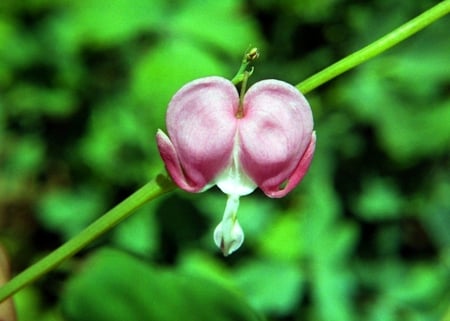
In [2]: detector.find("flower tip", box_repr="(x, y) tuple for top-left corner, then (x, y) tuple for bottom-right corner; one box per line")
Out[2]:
(245, 47), (259, 62)
(214, 220), (244, 256)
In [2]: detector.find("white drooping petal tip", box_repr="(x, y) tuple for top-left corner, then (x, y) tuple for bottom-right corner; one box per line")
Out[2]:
(213, 194), (244, 256)
(213, 219), (244, 256)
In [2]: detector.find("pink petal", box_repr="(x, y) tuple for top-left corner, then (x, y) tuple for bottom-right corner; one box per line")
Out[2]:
(156, 129), (203, 192)
(261, 131), (316, 197)
(238, 80), (314, 196)
(161, 77), (239, 191)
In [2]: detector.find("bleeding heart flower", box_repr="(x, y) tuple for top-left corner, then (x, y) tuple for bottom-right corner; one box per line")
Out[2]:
(156, 76), (316, 255)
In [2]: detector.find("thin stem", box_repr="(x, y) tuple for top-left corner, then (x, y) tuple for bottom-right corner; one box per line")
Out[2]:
(231, 47), (259, 85)
(236, 71), (250, 118)
(0, 173), (176, 302)
(297, 0), (450, 94)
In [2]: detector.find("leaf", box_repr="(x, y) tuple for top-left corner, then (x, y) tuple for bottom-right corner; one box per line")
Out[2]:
(354, 177), (404, 220)
(1, 136), (45, 178)
(420, 176), (450, 248)
(111, 202), (160, 258)
(57, 0), (164, 46)
(37, 187), (106, 240)
(356, 260), (448, 320)
(170, 0), (264, 56)
(0, 18), (38, 68)
(5, 84), (77, 117)
(62, 248), (264, 321)
(78, 94), (159, 184)
(258, 212), (305, 261)
(233, 259), (304, 316)
(313, 265), (356, 321)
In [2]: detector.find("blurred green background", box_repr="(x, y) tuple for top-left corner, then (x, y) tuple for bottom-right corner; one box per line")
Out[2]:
(0, 0), (449, 320)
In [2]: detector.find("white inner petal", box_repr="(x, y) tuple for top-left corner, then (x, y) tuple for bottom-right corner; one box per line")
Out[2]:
(215, 134), (257, 196)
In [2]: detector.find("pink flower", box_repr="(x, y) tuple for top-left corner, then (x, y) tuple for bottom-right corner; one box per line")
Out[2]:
(157, 76), (316, 255)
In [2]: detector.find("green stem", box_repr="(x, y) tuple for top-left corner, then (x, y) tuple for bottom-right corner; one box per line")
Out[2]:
(231, 47), (259, 85)
(297, 0), (450, 94)
(236, 71), (250, 118)
(0, 173), (176, 302)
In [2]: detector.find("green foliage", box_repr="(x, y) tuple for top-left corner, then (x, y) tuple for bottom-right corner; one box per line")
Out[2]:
(234, 259), (304, 315)
(62, 248), (264, 321)
(37, 187), (106, 240)
(0, 0), (448, 320)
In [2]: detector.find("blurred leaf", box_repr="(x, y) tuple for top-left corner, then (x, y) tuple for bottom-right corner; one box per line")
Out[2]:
(37, 187), (106, 240)
(62, 248), (264, 321)
(55, 0), (164, 47)
(234, 259), (304, 316)
(310, 223), (358, 321)
(379, 99), (450, 163)
(354, 177), (404, 220)
(170, 0), (264, 56)
(356, 260), (449, 320)
(313, 265), (356, 321)
(0, 18), (38, 70)
(79, 94), (157, 184)
(250, 0), (344, 22)
(14, 287), (42, 321)
(1, 135), (45, 178)
(285, 0), (344, 22)
(258, 211), (305, 261)
(111, 202), (159, 258)
(177, 250), (233, 289)
(5, 84), (77, 117)
(420, 176), (450, 248)
(388, 264), (447, 305)
(317, 223), (358, 263)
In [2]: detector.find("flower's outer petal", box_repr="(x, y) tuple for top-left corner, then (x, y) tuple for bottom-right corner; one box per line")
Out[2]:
(239, 80), (314, 196)
(261, 131), (316, 197)
(156, 129), (202, 192)
(161, 76), (239, 192)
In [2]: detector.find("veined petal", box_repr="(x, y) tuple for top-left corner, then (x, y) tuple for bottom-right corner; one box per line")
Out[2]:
(161, 77), (239, 191)
(261, 131), (316, 197)
(156, 129), (204, 192)
(239, 80), (314, 195)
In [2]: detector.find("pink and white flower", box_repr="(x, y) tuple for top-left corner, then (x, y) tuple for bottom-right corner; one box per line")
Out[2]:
(157, 76), (316, 255)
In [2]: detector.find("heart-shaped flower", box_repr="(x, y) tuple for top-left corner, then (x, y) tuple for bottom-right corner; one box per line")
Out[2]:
(157, 76), (316, 255)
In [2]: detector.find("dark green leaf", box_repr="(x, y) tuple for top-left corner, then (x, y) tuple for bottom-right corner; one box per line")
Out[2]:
(62, 248), (264, 321)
